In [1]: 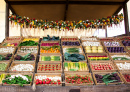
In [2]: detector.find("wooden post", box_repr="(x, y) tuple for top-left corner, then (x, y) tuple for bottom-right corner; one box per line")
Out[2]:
(5, 2), (9, 38)
(123, 3), (129, 36)
(105, 26), (107, 37)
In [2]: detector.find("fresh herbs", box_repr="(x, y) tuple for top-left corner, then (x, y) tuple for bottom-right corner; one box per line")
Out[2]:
(2, 74), (32, 86)
(14, 53), (35, 61)
(19, 40), (38, 46)
(0, 54), (12, 61)
(64, 52), (85, 62)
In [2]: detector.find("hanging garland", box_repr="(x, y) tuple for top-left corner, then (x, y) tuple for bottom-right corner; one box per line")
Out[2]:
(8, 13), (124, 31)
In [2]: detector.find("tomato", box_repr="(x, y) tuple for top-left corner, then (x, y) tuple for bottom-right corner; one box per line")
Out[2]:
(36, 81), (39, 85)
(58, 82), (61, 85)
(43, 81), (46, 84)
(39, 80), (42, 84)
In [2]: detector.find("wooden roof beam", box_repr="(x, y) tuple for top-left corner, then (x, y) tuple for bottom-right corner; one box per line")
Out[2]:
(64, 0), (68, 21)
(6, 1), (124, 5)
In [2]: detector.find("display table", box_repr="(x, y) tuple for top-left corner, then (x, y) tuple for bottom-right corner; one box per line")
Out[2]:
(0, 85), (130, 92)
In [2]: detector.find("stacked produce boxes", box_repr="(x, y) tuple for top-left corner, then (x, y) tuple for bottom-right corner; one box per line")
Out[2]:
(0, 36), (129, 87)
(34, 35), (62, 86)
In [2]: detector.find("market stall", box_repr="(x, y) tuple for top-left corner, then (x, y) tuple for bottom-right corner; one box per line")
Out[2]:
(1, 0), (130, 92)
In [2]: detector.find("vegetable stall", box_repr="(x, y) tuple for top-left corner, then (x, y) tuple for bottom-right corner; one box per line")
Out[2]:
(2, 0), (130, 92)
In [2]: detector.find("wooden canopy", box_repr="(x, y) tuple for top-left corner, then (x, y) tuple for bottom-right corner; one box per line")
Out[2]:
(5, 0), (129, 21)
(4, 0), (130, 37)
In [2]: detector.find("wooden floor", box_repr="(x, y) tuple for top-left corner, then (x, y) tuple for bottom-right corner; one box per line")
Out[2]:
(0, 84), (130, 92)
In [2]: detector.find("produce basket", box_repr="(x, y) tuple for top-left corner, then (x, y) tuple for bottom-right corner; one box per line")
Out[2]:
(116, 36), (130, 41)
(2, 73), (33, 86)
(40, 46), (61, 54)
(105, 46), (128, 54)
(63, 62), (89, 72)
(110, 53), (130, 62)
(65, 72), (94, 86)
(93, 72), (123, 85)
(86, 53), (112, 62)
(0, 46), (17, 55)
(37, 62), (62, 73)
(40, 41), (60, 46)
(9, 62), (35, 73)
(119, 71), (130, 84)
(42, 35), (60, 42)
(61, 40), (81, 46)
(0, 53), (13, 63)
(101, 40), (124, 47)
(61, 36), (79, 41)
(13, 53), (37, 63)
(39, 54), (62, 63)
(114, 61), (130, 71)
(0, 41), (20, 47)
(34, 73), (62, 86)
(22, 36), (40, 42)
(17, 46), (39, 55)
(63, 53), (87, 62)
(62, 46), (84, 54)
(90, 62), (117, 72)
(80, 36), (99, 42)
(82, 41), (102, 47)
(83, 46), (106, 54)
(0, 62), (10, 72)
(4, 36), (22, 43)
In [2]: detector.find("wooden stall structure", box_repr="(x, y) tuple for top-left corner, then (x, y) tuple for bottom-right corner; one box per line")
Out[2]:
(2, 0), (130, 92)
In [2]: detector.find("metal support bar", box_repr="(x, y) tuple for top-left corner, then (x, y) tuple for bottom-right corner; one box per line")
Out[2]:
(5, 2), (9, 38)
(123, 3), (130, 36)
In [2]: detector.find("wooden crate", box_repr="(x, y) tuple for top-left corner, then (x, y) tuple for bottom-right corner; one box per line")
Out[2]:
(9, 62), (35, 73)
(61, 40), (81, 46)
(82, 41), (102, 47)
(17, 46), (39, 55)
(39, 54), (62, 63)
(86, 53), (112, 62)
(83, 46), (106, 54)
(42, 36), (60, 42)
(22, 36), (40, 42)
(0, 41), (20, 47)
(34, 73), (62, 86)
(114, 61), (130, 71)
(101, 40), (124, 47)
(116, 36), (130, 40)
(63, 53), (87, 62)
(0, 62), (10, 72)
(80, 36), (99, 42)
(63, 62), (89, 72)
(109, 53), (130, 62)
(0, 53), (14, 63)
(40, 46), (61, 54)
(61, 36), (79, 41)
(104, 46), (128, 54)
(4, 36), (22, 43)
(37, 62), (62, 73)
(119, 71), (130, 84)
(93, 72), (124, 85)
(13, 53), (37, 63)
(40, 41), (60, 46)
(90, 62), (117, 72)
(99, 37), (116, 41)
(0, 46), (17, 55)
(62, 46), (84, 54)
(126, 46), (130, 54)
(2, 73), (33, 86)
(65, 72), (94, 86)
